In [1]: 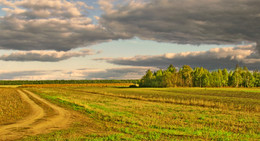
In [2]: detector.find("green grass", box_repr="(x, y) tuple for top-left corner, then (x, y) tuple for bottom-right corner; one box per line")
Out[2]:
(22, 87), (260, 140)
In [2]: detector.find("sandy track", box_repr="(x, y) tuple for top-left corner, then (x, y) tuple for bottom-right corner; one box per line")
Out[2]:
(0, 89), (71, 140)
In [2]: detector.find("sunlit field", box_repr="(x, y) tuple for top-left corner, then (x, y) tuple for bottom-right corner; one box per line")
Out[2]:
(0, 88), (31, 125)
(17, 85), (260, 141)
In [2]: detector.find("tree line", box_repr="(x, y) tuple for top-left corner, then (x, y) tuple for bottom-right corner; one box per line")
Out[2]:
(0, 80), (138, 85)
(139, 65), (260, 87)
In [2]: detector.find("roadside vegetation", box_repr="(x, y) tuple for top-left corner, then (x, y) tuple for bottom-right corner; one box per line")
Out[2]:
(22, 86), (260, 140)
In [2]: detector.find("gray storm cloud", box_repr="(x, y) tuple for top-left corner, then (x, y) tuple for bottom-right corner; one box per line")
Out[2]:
(100, 0), (260, 53)
(0, 0), (259, 61)
(0, 49), (97, 62)
(0, 0), (129, 51)
(95, 44), (260, 70)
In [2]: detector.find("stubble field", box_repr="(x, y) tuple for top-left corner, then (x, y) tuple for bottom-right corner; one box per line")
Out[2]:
(0, 84), (259, 140)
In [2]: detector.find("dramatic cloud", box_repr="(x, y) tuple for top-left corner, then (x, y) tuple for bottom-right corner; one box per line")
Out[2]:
(0, 49), (99, 62)
(100, 0), (260, 52)
(95, 44), (260, 70)
(0, 0), (128, 51)
(1, 0), (259, 53)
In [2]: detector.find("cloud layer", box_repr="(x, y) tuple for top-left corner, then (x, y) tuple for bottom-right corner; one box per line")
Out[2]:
(85, 67), (153, 80)
(100, 0), (260, 52)
(0, 67), (154, 80)
(0, 0), (128, 51)
(0, 70), (59, 80)
(1, 0), (259, 52)
(0, 49), (98, 62)
(96, 44), (260, 70)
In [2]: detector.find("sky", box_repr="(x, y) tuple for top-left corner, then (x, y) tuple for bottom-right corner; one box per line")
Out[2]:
(0, 0), (259, 80)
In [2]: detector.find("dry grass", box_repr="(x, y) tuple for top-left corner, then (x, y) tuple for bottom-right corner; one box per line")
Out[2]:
(72, 87), (260, 112)
(24, 87), (260, 140)
(0, 88), (31, 125)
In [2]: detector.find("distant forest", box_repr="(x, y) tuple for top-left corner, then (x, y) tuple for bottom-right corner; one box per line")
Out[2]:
(0, 80), (138, 85)
(139, 65), (260, 87)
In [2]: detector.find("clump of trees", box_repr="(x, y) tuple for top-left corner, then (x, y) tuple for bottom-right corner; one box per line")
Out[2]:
(139, 65), (260, 87)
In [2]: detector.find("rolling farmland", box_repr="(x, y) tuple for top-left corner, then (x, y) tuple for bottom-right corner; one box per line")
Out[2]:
(0, 84), (259, 140)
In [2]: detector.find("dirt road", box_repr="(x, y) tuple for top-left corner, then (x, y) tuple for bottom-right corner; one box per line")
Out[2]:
(0, 89), (71, 140)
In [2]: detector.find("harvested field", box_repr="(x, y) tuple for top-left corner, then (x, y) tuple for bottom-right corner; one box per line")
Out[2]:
(22, 86), (260, 140)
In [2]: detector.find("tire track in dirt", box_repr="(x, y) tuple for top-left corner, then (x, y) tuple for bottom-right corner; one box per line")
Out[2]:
(0, 89), (71, 140)
(23, 89), (71, 133)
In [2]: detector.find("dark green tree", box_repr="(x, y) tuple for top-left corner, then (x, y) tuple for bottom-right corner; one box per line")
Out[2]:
(179, 65), (193, 87)
(241, 67), (255, 87)
(167, 64), (177, 73)
(154, 69), (163, 87)
(192, 67), (204, 87)
(222, 68), (229, 87)
(253, 71), (260, 87)
(139, 69), (155, 87)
